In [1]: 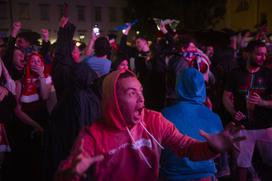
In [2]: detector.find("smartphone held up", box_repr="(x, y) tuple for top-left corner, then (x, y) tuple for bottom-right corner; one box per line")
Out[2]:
(93, 25), (100, 36)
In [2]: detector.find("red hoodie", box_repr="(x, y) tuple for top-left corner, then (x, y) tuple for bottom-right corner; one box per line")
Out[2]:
(56, 70), (217, 181)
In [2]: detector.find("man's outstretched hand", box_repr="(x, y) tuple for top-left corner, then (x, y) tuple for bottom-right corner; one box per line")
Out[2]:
(69, 140), (104, 178)
(200, 122), (246, 153)
(71, 153), (104, 177)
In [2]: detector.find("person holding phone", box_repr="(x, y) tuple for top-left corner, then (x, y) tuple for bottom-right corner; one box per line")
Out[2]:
(223, 40), (272, 181)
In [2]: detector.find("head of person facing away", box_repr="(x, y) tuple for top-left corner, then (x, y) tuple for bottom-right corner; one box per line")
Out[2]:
(94, 37), (111, 58)
(102, 70), (145, 130)
(71, 61), (98, 90)
(71, 40), (81, 63)
(176, 68), (206, 105)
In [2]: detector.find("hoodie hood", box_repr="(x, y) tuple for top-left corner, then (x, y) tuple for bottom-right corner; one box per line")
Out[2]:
(102, 70), (137, 130)
(71, 62), (98, 89)
(176, 68), (206, 104)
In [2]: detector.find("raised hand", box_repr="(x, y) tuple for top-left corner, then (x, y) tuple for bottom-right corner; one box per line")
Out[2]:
(31, 63), (44, 77)
(11, 21), (22, 38)
(233, 111), (246, 121)
(59, 16), (69, 28)
(90, 30), (99, 41)
(200, 122), (246, 153)
(159, 22), (168, 34)
(70, 143), (104, 177)
(0, 86), (8, 101)
(122, 23), (131, 36)
(40, 29), (49, 42)
(247, 92), (263, 106)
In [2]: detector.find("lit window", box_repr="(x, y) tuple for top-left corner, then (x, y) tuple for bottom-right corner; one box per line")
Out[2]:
(236, 0), (249, 12)
(77, 5), (86, 21)
(18, 2), (30, 20)
(109, 7), (117, 22)
(0, 1), (8, 19)
(78, 30), (86, 42)
(39, 4), (50, 21)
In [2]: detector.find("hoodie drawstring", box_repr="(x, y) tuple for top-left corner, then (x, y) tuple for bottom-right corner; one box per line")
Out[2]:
(139, 121), (165, 150)
(126, 127), (152, 168)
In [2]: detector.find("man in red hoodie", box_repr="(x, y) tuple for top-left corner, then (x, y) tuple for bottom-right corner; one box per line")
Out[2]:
(55, 70), (245, 181)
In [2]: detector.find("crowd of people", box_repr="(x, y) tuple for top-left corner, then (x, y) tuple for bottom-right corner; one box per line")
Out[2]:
(0, 13), (272, 181)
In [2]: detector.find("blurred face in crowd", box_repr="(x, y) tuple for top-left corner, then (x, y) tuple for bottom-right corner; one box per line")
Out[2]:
(29, 55), (43, 69)
(13, 49), (25, 71)
(16, 37), (30, 49)
(109, 38), (116, 45)
(241, 49), (249, 62)
(117, 76), (144, 126)
(181, 42), (197, 62)
(135, 38), (148, 52)
(243, 31), (251, 38)
(117, 60), (129, 71)
(205, 46), (214, 58)
(250, 46), (267, 67)
(182, 42), (197, 52)
(72, 46), (81, 63)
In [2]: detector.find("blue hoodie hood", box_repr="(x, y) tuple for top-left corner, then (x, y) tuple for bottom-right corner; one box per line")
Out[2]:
(176, 68), (206, 104)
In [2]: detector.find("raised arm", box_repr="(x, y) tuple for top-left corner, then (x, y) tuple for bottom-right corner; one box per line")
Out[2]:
(40, 28), (51, 58)
(160, 115), (244, 161)
(119, 24), (134, 56)
(85, 31), (98, 56)
(54, 16), (76, 65)
(3, 21), (22, 70)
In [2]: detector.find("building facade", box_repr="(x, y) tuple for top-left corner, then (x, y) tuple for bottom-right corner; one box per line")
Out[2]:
(0, 0), (127, 42)
(216, 0), (272, 32)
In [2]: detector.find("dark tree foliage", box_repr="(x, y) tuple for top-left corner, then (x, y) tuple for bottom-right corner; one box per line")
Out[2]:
(124, 0), (226, 38)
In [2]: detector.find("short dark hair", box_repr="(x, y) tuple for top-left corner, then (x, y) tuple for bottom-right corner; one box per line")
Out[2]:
(136, 36), (148, 41)
(94, 37), (111, 57)
(178, 36), (196, 49)
(107, 33), (117, 40)
(246, 40), (266, 52)
(112, 53), (130, 70)
(118, 71), (134, 80)
(116, 71), (135, 91)
(17, 31), (40, 45)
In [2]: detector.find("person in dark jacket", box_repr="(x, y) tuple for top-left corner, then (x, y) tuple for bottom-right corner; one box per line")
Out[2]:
(52, 16), (80, 100)
(44, 61), (101, 181)
(119, 23), (171, 111)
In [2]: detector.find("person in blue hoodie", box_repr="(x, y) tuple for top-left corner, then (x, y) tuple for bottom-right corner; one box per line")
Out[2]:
(160, 68), (223, 181)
